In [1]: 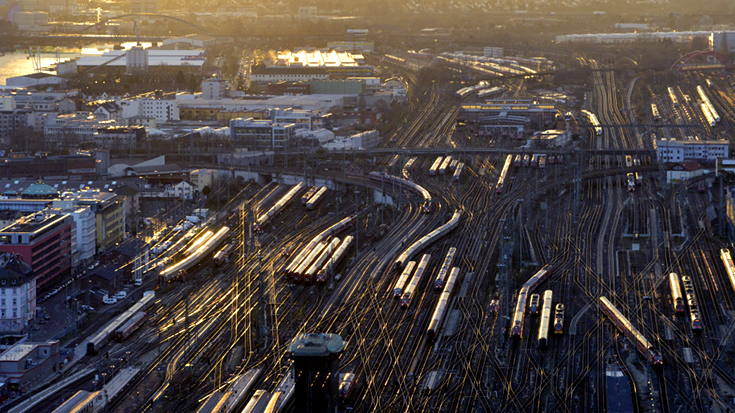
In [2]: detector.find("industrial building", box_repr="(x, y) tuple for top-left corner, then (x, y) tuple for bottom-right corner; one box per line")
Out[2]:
(250, 50), (374, 83)
(710, 32), (735, 53)
(75, 49), (206, 75)
(229, 118), (297, 151)
(655, 138), (729, 162)
(458, 100), (558, 139)
(0, 341), (60, 391)
(556, 31), (713, 44)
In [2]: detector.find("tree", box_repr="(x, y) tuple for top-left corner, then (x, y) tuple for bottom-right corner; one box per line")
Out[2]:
(201, 185), (211, 197)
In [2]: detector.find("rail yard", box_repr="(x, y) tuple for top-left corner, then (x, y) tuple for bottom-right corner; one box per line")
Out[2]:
(17, 58), (735, 413)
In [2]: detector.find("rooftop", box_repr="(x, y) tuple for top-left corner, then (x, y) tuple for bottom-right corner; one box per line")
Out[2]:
(0, 212), (69, 235)
(287, 333), (345, 357)
(0, 344), (35, 362)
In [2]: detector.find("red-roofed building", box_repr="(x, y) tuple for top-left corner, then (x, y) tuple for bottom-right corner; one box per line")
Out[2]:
(667, 161), (704, 184)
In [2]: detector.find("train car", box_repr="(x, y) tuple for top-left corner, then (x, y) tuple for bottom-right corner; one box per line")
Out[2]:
(528, 293), (540, 316)
(213, 243), (234, 266)
(51, 390), (102, 413)
(303, 238), (340, 283)
(306, 187), (328, 210)
(429, 157), (444, 176)
(668, 86), (678, 107)
(627, 173), (636, 192)
(254, 183), (306, 233)
(395, 211), (461, 269)
(635, 173), (643, 186)
(554, 303), (565, 334)
(625, 155), (633, 168)
(183, 230), (214, 257)
(651, 103), (660, 121)
(393, 261), (416, 298)
(697, 181), (706, 193)
(522, 154), (530, 167)
(401, 254), (432, 308)
(317, 236), (354, 283)
(453, 163), (464, 182)
(548, 155), (556, 165)
(283, 217), (355, 278)
(439, 156), (453, 175)
(426, 267), (461, 339)
(669, 272), (685, 316)
(301, 186), (319, 206)
(242, 390), (270, 413)
(160, 227), (230, 283)
(701, 102), (717, 127)
(496, 154), (513, 195)
(697, 85), (720, 122)
(530, 154), (539, 168)
(538, 290), (553, 350)
(681, 275), (703, 331)
(339, 372), (356, 400)
(513, 154), (522, 167)
(538, 155), (546, 170)
(599, 296), (664, 365)
(368, 172), (432, 211)
(449, 159), (458, 172)
(434, 247), (457, 290)
(720, 249), (735, 296)
(87, 292), (155, 354)
(115, 311), (146, 341)
(510, 265), (552, 339)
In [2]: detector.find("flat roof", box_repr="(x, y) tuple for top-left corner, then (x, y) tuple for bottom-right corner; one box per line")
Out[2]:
(0, 212), (68, 235)
(0, 344), (35, 362)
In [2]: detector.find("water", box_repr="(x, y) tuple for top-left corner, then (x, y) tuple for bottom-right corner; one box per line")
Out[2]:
(0, 42), (153, 85)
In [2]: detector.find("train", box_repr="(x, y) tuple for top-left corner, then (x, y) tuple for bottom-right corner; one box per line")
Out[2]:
(368, 171), (432, 213)
(453, 163), (464, 182)
(195, 369), (262, 413)
(625, 155), (633, 168)
(599, 296), (663, 365)
(669, 272), (685, 315)
(581, 110), (602, 136)
(394, 210), (461, 269)
(651, 103), (660, 121)
(160, 226), (230, 283)
(301, 186), (319, 206)
(697, 85), (720, 122)
(291, 241), (327, 283)
(426, 267), (461, 339)
(513, 154), (522, 168)
(115, 311), (146, 341)
(720, 249), (735, 296)
(528, 293), (540, 316)
(393, 261), (417, 298)
(627, 173), (636, 192)
(522, 154), (530, 167)
(434, 247), (457, 290)
(401, 254), (432, 309)
(496, 154), (513, 195)
(635, 173), (643, 186)
(87, 291), (156, 354)
(213, 242), (235, 266)
(681, 275), (703, 331)
(316, 236), (354, 283)
(254, 183), (306, 233)
(538, 155), (546, 170)
(183, 230), (213, 256)
(510, 265), (552, 339)
(538, 290), (553, 349)
(302, 238), (341, 283)
(306, 187), (328, 210)
(429, 156), (444, 176)
(339, 372), (356, 400)
(554, 303), (565, 334)
(668, 86), (679, 107)
(701, 102), (717, 127)
(283, 216), (355, 280)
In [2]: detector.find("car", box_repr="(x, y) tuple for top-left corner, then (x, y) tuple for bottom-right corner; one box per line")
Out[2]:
(103, 297), (117, 305)
(38, 318), (46, 324)
(44, 314), (50, 320)
(113, 291), (127, 300)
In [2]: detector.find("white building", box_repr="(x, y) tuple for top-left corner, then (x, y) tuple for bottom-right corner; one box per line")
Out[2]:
(48, 201), (95, 268)
(711, 32), (735, 53)
(556, 31), (713, 44)
(164, 181), (195, 199)
(126, 46), (149, 74)
(322, 130), (381, 150)
(189, 169), (215, 191)
(655, 138), (729, 162)
(667, 161), (705, 184)
(43, 112), (115, 143)
(0, 253), (35, 334)
(202, 77), (229, 100)
(120, 93), (179, 123)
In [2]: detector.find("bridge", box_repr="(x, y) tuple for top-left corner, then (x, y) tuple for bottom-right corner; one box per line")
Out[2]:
(275, 147), (656, 157)
(670, 51), (734, 72)
(78, 13), (212, 36)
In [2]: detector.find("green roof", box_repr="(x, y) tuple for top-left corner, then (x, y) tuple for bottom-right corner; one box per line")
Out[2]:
(22, 181), (59, 198)
(287, 333), (345, 357)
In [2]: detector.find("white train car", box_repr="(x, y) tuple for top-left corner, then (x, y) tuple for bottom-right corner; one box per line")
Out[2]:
(510, 265), (551, 339)
(301, 186), (319, 206)
(720, 249), (735, 296)
(393, 261), (416, 298)
(292, 242), (327, 283)
(394, 211), (461, 269)
(426, 267), (461, 339)
(438, 156), (452, 175)
(599, 296), (663, 365)
(697, 85), (720, 122)
(429, 157), (444, 176)
(368, 171), (432, 213)
(303, 238), (340, 283)
(255, 183), (306, 232)
(183, 230), (213, 256)
(401, 254), (432, 309)
(306, 187), (328, 210)
(538, 290), (553, 349)
(495, 154), (513, 194)
(453, 163), (464, 182)
(160, 227), (230, 282)
(669, 272), (685, 315)
(283, 216), (355, 278)
(681, 275), (703, 331)
(87, 291), (155, 354)
(668, 86), (679, 106)
(434, 247), (457, 290)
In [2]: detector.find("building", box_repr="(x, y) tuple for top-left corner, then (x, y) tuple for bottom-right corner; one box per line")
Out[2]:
(556, 30), (713, 44)
(88, 101), (122, 122)
(321, 130), (381, 151)
(121, 91), (179, 123)
(297, 6), (317, 19)
(0, 253), (35, 335)
(75, 190), (125, 254)
(0, 210), (72, 288)
(126, 46), (149, 74)
(202, 77), (229, 100)
(250, 50), (373, 83)
(666, 161), (705, 184)
(161, 35), (216, 49)
(287, 333), (345, 413)
(458, 100), (559, 138)
(126, 115), (157, 129)
(271, 109), (331, 131)
(89, 264), (124, 293)
(711, 32), (735, 53)
(655, 138), (729, 162)
(0, 211), (30, 230)
(266, 81), (311, 96)
(0, 341), (60, 392)
(0, 153), (96, 180)
(0, 110), (31, 138)
(43, 112), (111, 145)
(49, 200), (95, 269)
(76, 50), (205, 75)
(230, 118), (297, 151)
(5, 73), (65, 88)
(189, 169), (216, 191)
(327, 41), (374, 53)
(250, 66), (329, 83)
(310, 79), (365, 95)
(129, 0), (158, 13)
(94, 126), (146, 149)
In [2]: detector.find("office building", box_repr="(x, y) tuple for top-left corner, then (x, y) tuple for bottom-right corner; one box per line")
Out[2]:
(230, 118), (297, 151)
(0, 253), (35, 335)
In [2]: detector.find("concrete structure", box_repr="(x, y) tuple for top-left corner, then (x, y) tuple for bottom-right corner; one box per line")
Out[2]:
(49, 200), (95, 269)
(75, 190), (124, 254)
(527, 129), (573, 148)
(0, 110), (31, 138)
(295, 128), (335, 146)
(310, 79), (365, 95)
(556, 31), (713, 44)
(202, 77), (229, 100)
(230, 118), (297, 151)
(327, 41), (374, 53)
(655, 138), (729, 162)
(666, 161), (705, 184)
(94, 126), (146, 149)
(5, 73), (65, 88)
(76, 50), (205, 74)
(0, 211), (72, 288)
(250, 50), (372, 83)
(287, 333), (345, 413)
(0, 253), (35, 335)
(271, 108), (331, 131)
(0, 341), (59, 392)
(43, 112), (112, 145)
(177, 95), (346, 116)
(126, 115), (157, 129)
(711, 32), (735, 53)
(322, 130), (381, 150)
